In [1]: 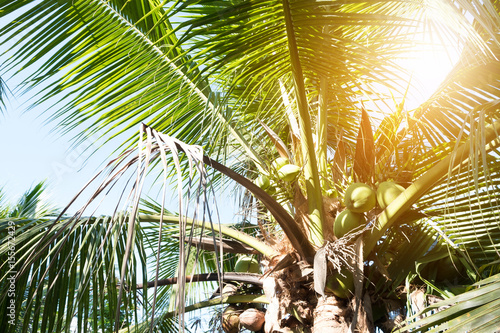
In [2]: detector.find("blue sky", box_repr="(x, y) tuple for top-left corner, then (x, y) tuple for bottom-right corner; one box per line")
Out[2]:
(0, 74), (120, 213)
(0, 84), (241, 222)
(0, 67), (240, 220)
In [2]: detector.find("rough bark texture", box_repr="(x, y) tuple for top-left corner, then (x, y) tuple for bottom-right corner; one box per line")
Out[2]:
(350, 293), (375, 332)
(262, 262), (360, 333)
(263, 263), (316, 332)
(313, 296), (351, 333)
(263, 276), (281, 333)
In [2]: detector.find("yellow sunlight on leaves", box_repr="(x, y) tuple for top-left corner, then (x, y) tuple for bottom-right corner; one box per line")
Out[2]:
(400, 27), (462, 110)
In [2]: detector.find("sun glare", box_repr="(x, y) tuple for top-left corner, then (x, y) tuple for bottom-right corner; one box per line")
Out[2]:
(398, 28), (462, 110)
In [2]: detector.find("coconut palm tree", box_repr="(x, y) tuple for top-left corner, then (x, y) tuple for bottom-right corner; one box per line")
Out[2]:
(1, 0), (500, 332)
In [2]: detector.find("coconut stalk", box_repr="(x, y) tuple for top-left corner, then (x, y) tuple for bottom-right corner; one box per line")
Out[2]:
(166, 294), (268, 318)
(135, 273), (263, 289)
(139, 214), (278, 258)
(178, 236), (258, 254)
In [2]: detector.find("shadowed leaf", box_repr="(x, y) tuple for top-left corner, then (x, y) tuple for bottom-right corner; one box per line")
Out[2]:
(396, 273), (500, 332)
(259, 119), (291, 159)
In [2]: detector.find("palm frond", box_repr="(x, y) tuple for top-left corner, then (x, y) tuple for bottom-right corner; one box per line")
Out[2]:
(365, 118), (500, 254)
(8, 181), (58, 219)
(28, 122), (285, 331)
(0, 0), (263, 178)
(397, 273), (500, 332)
(0, 188), (10, 219)
(2, 0), (495, 188)
(366, 107), (500, 298)
(0, 216), (148, 332)
(0, 77), (8, 114)
(412, 43), (500, 152)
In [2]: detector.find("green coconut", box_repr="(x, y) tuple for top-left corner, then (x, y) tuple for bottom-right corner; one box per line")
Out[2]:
(255, 174), (270, 190)
(334, 209), (365, 238)
(325, 269), (354, 299)
(277, 164), (301, 182)
(376, 181), (405, 209)
(235, 256), (260, 273)
(344, 183), (376, 213)
(265, 185), (276, 195)
(271, 157), (289, 171)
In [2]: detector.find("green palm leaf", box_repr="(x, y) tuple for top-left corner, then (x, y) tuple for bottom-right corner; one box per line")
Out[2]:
(397, 273), (500, 332)
(0, 215), (145, 332)
(0, 76), (8, 114)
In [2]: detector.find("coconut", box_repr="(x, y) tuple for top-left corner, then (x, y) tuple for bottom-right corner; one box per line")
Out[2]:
(221, 283), (238, 296)
(255, 174), (270, 190)
(222, 305), (240, 333)
(239, 308), (265, 331)
(271, 157), (289, 171)
(334, 209), (365, 238)
(344, 183), (376, 213)
(325, 269), (354, 299)
(265, 185), (276, 195)
(277, 164), (301, 182)
(376, 181), (405, 209)
(234, 256), (260, 273)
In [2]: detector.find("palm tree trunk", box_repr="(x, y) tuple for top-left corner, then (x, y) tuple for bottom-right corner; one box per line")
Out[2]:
(313, 296), (351, 333)
(263, 273), (357, 333)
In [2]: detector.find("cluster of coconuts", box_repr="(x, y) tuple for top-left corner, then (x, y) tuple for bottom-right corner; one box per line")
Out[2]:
(334, 181), (405, 238)
(222, 306), (265, 333)
(222, 256), (265, 333)
(255, 157), (301, 194)
(328, 181), (405, 298)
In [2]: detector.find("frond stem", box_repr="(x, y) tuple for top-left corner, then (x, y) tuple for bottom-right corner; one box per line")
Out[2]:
(139, 214), (278, 259)
(97, 0), (265, 170)
(282, 0), (325, 246)
(135, 272), (263, 289)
